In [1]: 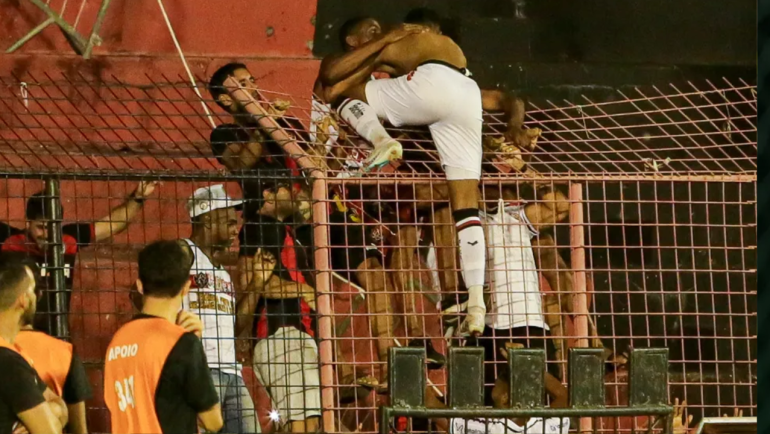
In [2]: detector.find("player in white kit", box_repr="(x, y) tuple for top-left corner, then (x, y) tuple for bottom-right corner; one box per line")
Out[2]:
(182, 185), (260, 434)
(316, 14), (489, 337)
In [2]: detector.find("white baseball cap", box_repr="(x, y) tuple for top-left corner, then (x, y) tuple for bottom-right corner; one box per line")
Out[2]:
(186, 185), (243, 219)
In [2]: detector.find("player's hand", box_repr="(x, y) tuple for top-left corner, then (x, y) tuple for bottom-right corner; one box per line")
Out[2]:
(672, 398), (694, 434)
(250, 249), (277, 288)
(385, 24), (427, 43)
(133, 180), (160, 200)
(177, 311), (204, 339)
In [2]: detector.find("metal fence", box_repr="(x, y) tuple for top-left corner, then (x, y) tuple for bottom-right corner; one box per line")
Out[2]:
(0, 73), (756, 434)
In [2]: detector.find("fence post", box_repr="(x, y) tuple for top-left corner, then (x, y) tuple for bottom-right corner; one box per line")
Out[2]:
(312, 175), (336, 433)
(44, 178), (68, 339)
(569, 182), (591, 433)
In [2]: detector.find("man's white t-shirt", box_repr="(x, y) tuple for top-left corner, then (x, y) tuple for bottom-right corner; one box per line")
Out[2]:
(181, 239), (241, 376)
(450, 416), (570, 434)
(482, 200), (546, 331)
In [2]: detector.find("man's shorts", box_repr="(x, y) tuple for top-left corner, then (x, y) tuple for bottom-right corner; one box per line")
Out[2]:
(365, 62), (483, 181)
(252, 327), (322, 424)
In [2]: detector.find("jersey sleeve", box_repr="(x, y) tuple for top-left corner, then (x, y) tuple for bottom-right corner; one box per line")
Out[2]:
(0, 349), (46, 415)
(62, 223), (94, 246)
(170, 333), (220, 413)
(62, 353), (93, 404)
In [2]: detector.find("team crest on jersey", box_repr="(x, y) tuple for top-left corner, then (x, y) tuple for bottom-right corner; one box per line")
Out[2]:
(194, 272), (209, 288)
(369, 227), (383, 243)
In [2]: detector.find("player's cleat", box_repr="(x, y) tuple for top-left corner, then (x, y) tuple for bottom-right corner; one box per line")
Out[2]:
(364, 140), (403, 171)
(457, 306), (486, 337)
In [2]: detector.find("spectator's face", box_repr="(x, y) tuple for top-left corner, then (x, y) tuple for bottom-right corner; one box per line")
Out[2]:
(347, 19), (382, 50)
(27, 219), (48, 248)
(205, 207), (240, 249)
(221, 140), (263, 171)
(218, 67), (259, 113)
(20, 267), (37, 326)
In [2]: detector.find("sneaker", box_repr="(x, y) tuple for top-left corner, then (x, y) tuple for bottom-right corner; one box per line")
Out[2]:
(409, 339), (446, 369)
(364, 140), (402, 171)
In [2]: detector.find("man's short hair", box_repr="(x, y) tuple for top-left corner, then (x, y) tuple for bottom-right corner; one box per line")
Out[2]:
(338, 16), (370, 50)
(137, 240), (192, 298)
(210, 124), (251, 164)
(26, 191), (61, 221)
(208, 63), (248, 109)
(0, 262), (32, 311)
(404, 7), (442, 27)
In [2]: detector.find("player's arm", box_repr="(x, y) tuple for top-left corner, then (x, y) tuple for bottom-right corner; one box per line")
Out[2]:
(93, 181), (158, 242)
(319, 25), (425, 85)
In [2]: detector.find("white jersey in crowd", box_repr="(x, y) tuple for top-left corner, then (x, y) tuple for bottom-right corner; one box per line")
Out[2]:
(482, 199), (545, 330)
(426, 200), (545, 330)
(311, 98), (371, 177)
(181, 239), (240, 376)
(450, 416), (570, 434)
(309, 98), (339, 153)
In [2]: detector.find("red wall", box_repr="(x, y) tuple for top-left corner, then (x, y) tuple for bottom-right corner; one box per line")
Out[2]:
(1, 2), (323, 432)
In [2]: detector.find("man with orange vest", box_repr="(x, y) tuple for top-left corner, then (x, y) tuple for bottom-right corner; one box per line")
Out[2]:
(104, 240), (223, 434)
(15, 323), (92, 433)
(0, 261), (68, 434)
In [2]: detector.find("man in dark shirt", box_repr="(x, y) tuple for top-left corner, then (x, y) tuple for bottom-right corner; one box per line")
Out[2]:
(2, 181), (158, 335)
(0, 260), (68, 434)
(104, 240), (223, 434)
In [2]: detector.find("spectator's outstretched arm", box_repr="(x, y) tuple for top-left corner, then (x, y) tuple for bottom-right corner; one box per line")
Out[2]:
(16, 402), (63, 434)
(93, 181), (158, 242)
(65, 402), (87, 434)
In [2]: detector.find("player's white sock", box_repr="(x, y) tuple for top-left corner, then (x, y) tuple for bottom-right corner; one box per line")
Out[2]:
(338, 99), (394, 147)
(453, 208), (486, 306)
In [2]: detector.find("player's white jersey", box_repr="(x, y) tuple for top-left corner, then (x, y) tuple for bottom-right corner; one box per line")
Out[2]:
(181, 239), (240, 376)
(450, 416), (570, 434)
(482, 199), (545, 330)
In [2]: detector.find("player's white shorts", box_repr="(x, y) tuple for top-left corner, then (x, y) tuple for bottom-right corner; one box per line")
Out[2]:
(365, 61), (483, 180)
(253, 327), (322, 424)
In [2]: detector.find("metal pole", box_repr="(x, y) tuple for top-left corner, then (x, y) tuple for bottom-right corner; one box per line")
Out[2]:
(569, 183), (591, 433)
(44, 178), (68, 339)
(82, 0), (112, 59)
(5, 17), (55, 53)
(26, 0), (87, 54)
(312, 175), (336, 433)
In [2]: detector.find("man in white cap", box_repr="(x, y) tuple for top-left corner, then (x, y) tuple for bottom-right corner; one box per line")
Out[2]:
(181, 185), (260, 434)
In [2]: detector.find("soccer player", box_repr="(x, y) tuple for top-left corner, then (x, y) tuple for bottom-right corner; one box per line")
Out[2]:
(1, 181), (158, 335)
(181, 185), (261, 434)
(104, 240), (223, 433)
(317, 14), (490, 336)
(0, 260), (68, 434)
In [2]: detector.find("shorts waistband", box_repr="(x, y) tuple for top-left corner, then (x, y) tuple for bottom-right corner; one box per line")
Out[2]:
(418, 60), (472, 78)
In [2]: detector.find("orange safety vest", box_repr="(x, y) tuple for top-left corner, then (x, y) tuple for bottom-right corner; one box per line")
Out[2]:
(15, 330), (73, 397)
(103, 318), (186, 434)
